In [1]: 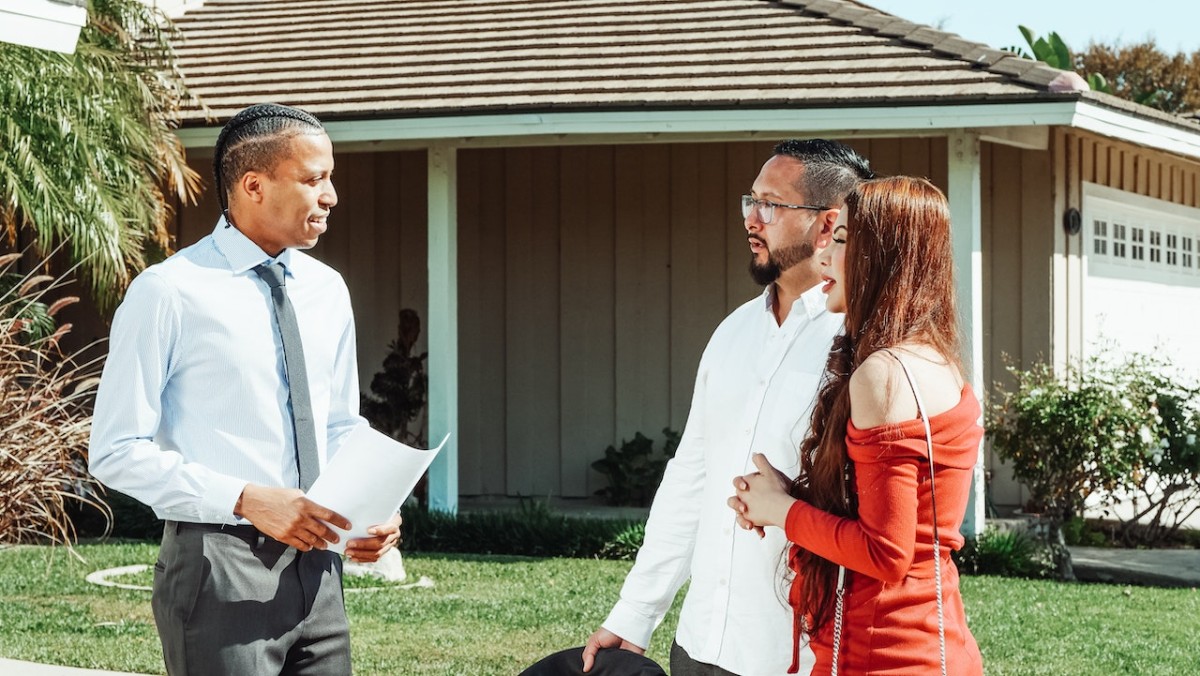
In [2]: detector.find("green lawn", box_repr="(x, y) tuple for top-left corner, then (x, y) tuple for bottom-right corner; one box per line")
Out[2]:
(0, 543), (1197, 674)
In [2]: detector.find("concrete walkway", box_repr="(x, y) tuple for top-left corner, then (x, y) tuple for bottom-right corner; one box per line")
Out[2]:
(3, 547), (1196, 675)
(1069, 545), (1200, 587)
(0, 659), (152, 675)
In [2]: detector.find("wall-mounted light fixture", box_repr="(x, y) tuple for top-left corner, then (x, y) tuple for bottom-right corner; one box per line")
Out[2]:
(1063, 207), (1082, 236)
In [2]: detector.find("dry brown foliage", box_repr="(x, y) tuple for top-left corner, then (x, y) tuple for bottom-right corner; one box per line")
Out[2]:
(0, 252), (107, 547)
(1079, 40), (1200, 114)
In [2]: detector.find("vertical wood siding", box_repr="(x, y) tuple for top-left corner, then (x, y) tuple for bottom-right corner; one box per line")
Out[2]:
(980, 141), (1055, 508)
(453, 139), (952, 498)
(75, 132), (1200, 505)
(157, 137), (972, 499)
(1069, 131), (1200, 208)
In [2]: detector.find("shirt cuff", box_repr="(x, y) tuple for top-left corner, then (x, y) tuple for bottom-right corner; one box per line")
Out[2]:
(201, 476), (250, 525)
(602, 599), (657, 650)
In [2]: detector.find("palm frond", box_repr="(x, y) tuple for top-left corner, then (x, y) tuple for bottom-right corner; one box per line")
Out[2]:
(0, 0), (200, 312)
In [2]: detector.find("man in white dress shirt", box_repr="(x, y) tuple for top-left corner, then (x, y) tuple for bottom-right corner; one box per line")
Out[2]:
(583, 140), (872, 675)
(89, 103), (400, 675)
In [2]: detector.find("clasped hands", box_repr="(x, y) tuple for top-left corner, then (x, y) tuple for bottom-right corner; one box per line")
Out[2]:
(727, 453), (796, 537)
(235, 484), (402, 563)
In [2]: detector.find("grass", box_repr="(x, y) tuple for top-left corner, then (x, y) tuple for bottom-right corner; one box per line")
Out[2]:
(1, 543), (1198, 674)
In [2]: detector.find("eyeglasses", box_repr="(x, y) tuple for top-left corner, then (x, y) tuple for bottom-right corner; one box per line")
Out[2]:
(740, 195), (829, 224)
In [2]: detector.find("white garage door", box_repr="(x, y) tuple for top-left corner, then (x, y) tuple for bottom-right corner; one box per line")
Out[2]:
(1083, 183), (1200, 380)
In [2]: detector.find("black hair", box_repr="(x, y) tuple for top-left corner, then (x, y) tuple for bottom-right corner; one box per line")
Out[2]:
(771, 139), (875, 207)
(213, 103), (325, 215)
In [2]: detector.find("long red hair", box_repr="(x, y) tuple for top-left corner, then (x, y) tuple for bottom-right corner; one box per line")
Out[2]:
(788, 176), (964, 631)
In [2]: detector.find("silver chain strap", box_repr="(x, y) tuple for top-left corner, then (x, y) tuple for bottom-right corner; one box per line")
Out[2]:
(830, 565), (846, 676)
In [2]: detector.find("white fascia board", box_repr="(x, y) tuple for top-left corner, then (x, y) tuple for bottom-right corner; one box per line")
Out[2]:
(174, 101), (1080, 149)
(0, 0), (87, 55)
(177, 101), (1200, 160)
(1071, 101), (1200, 161)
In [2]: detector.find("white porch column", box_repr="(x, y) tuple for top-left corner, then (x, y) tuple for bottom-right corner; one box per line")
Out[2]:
(947, 130), (985, 538)
(427, 145), (459, 513)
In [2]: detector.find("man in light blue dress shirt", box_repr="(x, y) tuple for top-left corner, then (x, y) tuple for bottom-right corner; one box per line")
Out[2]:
(89, 103), (400, 675)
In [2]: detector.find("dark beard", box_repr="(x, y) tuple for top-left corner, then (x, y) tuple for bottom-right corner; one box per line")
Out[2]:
(749, 239), (815, 286)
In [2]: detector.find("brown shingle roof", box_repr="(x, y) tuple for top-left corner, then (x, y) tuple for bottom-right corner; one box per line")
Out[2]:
(167, 0), (1094, 124)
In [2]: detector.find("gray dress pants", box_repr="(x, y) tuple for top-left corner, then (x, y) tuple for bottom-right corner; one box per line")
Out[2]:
(152, 521), (351, 676)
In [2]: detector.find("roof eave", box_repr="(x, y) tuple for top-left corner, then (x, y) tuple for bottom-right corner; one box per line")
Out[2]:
(174, 98), (1200, 163)
(1070, 99), (1200, 162)
(176, 99), (1082, 151)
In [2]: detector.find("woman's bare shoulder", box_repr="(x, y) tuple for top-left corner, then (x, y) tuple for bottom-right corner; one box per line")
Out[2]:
(848, 351), (914, 429)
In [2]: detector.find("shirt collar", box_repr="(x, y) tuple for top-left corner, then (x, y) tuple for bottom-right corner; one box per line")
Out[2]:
(212, 215), (296, 276)
(797, 282), (830, 320)
(760, 282), (832, 322)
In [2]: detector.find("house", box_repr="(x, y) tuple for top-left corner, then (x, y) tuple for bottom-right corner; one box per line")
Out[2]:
(153, 0), (1200, 535)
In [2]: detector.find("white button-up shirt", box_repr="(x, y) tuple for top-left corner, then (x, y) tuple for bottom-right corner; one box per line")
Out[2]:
(603, 284), (841, 675)
(89, 218), (364, 524)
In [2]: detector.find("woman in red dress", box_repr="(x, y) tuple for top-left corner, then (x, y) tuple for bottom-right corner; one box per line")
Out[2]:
(729, 176), (984, 675)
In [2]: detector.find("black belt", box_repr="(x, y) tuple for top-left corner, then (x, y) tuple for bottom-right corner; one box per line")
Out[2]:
(168, 520), (266, 542)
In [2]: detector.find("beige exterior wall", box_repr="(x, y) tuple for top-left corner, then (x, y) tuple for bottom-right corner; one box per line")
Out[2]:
(36, 118), (1200, 510)
(982, 130), (1200, 511)
(979, 141), (1055, 508)
(128, 132), (1200, 504)
(163, 138), (952, 499)
(449, 139), (952, 498)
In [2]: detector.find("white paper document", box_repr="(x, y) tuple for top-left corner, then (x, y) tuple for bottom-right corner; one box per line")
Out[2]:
(306, 425), (448, 554)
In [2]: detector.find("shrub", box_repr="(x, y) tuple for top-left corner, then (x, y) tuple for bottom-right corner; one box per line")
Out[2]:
(0, 255), (105, 546)
(989, 348), (1200, 558)
(1061, 516), (1109, 548)
(360, 308), (427, 448)
(69, 489), (162, 541)
(1110, 378), (1200, 546)
(591, 428), (680, 507)
(400, 501), (645, 560)
(597, 522), (646, 561)
(987, 352), (1161, 526)
(954, 527), (1055, 579)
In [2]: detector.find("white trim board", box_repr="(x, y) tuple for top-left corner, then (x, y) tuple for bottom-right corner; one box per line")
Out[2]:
(1072, 103), (1200, 165)
(1083, 182), (1200, 223)
(176, 100), (1200, 161)
(176, 101), (1082, 149)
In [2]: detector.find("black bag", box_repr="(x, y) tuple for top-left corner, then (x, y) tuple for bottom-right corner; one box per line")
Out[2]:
(519, 647), (666, 676)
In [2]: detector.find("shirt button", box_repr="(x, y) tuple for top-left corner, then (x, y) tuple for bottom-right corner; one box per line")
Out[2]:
(719, 578), (728, 586)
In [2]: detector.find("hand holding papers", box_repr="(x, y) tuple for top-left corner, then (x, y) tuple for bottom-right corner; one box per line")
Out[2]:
(306, 424), (448, 554)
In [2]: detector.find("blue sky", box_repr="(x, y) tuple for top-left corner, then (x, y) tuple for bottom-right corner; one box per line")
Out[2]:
(863, 1), (1200, 55)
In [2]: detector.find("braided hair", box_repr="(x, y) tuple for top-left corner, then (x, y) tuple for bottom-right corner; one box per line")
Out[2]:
(213, 103), (325, 217)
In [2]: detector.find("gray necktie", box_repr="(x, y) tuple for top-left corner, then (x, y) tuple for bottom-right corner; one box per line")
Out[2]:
(254, 262), (320, 491)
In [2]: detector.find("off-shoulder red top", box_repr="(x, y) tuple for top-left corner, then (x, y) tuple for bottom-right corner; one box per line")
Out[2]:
(783, 385), (985, 675)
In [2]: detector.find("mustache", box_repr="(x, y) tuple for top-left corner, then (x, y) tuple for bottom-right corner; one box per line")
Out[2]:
(748, 234), (767, 246)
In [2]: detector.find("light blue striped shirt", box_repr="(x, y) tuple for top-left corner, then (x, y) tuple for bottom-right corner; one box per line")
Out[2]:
(89, 218), (364, 524)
